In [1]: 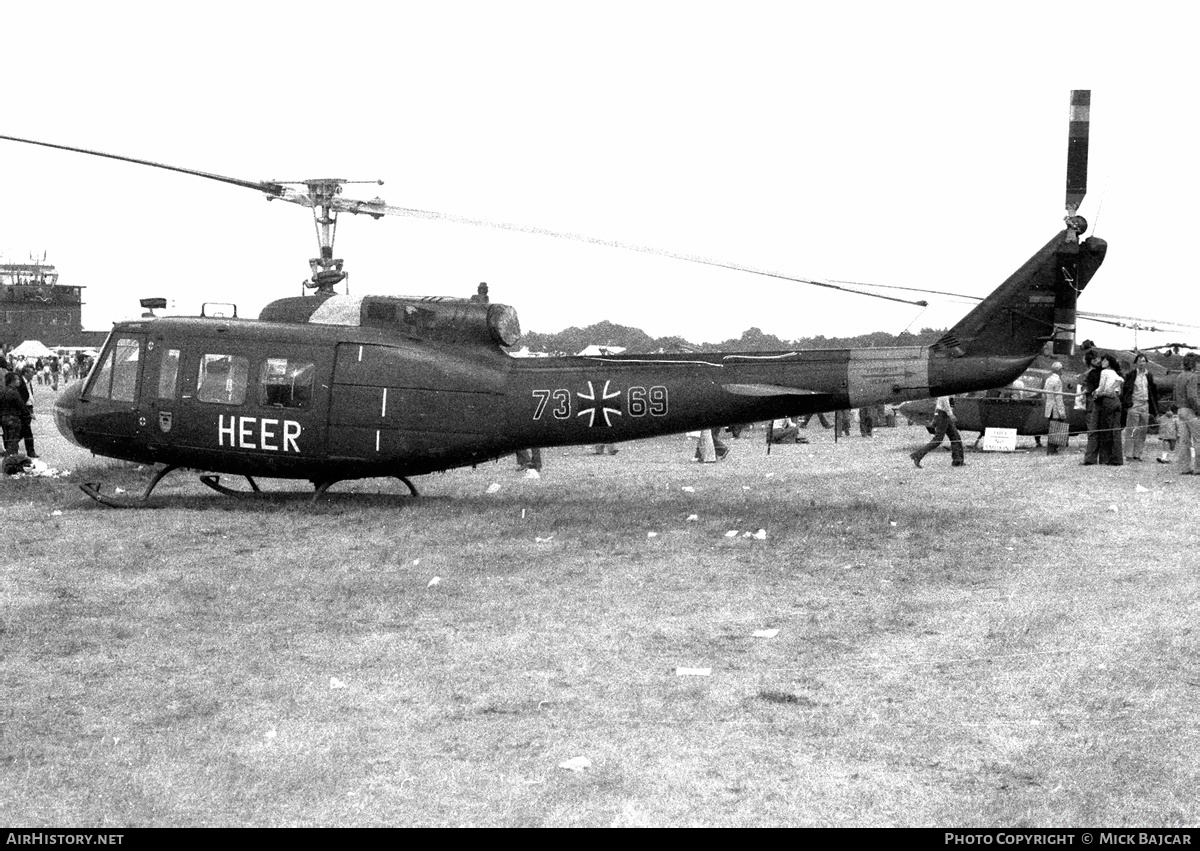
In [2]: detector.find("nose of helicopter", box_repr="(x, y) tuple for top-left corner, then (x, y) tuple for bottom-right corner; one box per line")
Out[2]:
(54, 380), (85, 447)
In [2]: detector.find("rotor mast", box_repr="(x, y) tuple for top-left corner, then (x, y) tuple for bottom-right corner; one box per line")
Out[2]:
(270, 178), (386, 294)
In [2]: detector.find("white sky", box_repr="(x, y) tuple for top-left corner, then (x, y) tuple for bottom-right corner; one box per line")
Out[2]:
(3, 2), (1198, 348)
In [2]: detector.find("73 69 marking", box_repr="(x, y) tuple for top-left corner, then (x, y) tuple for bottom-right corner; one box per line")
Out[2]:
(531, 383), (669, 424)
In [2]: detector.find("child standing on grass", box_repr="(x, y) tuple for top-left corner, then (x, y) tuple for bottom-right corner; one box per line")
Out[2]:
(1157, 406), (1178, 464)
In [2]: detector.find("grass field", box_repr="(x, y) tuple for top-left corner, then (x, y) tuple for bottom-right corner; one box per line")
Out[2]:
(1, 392), (1197, 827)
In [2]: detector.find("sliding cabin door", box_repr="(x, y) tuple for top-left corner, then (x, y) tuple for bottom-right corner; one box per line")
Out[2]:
(327, 342), (503, 463)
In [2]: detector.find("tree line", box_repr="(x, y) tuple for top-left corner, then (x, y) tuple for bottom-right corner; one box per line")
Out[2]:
(517, 320), (948, 355)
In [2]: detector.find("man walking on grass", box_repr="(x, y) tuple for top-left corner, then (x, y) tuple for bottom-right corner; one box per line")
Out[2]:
(910, 395), (965, 468)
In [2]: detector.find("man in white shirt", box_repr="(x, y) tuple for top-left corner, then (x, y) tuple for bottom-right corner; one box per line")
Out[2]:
(909, 396), (965, 468)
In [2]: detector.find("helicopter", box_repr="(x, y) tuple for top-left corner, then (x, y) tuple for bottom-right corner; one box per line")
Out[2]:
(0, 91), (1107, 506)
(895, 340), (1190, 441)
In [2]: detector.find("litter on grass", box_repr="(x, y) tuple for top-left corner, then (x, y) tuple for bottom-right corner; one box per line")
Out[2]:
(10, 459), (71, 479)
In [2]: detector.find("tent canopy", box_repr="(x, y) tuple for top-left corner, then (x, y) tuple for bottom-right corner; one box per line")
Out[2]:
(10, 340), (55, 359)
(576, 344), (626, 356)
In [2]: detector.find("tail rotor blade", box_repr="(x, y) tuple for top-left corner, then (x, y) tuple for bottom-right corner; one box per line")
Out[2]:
(1065, 90), (1090, 216)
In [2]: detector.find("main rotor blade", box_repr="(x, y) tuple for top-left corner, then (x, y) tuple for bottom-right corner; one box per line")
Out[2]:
(1, 133), (927, 307)
(1075, 310), (1200, 332)
(0, 134), (285, 197)
(816, 277), (1200, 334)
(1065, 90), (1090, 215)
(331, 198), (929, 307)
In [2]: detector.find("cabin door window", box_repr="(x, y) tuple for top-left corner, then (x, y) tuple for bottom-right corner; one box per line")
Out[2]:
(197, 354), (249, 405)
(259, 358), (315, 409)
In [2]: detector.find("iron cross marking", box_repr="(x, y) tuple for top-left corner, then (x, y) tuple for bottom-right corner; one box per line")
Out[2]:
(577, 380), (622, 427)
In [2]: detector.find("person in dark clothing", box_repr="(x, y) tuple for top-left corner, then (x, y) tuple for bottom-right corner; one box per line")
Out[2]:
(0, 372), (25, 459)
(834, 409), (852, 437)
(1079, 351), (1102, 465)
(515, 447), (543, 473)
(858, 406), (874, 436)
(16, 366), (36, 458)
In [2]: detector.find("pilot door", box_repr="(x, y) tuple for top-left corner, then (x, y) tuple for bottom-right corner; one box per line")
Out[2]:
(79, 333), (150, 459)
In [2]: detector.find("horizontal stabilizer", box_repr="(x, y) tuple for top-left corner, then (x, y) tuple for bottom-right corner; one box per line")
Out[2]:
(722, 383), (820, 397)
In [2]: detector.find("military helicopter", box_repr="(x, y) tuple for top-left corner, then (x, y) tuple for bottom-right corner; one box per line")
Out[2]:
(0, 91), (1107, 506)
(896, 337), (1191, 440)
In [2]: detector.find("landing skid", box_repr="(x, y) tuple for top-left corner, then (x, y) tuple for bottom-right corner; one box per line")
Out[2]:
(311, 476), (419, 502)
(79, 465), (421, 507)
(78, 464), (181, 508)
(199, 474), (262, 497)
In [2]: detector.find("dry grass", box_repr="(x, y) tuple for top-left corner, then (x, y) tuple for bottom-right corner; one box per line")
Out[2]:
(1, 398), (1197, 827)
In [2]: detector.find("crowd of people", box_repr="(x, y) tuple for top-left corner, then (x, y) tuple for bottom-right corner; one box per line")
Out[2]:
(0, 350), (92, 392)
(0, 350), (91, 473)
(1068, 350), (1198, 472)
(0, 362), (40, 471)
